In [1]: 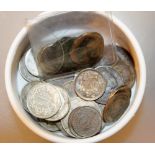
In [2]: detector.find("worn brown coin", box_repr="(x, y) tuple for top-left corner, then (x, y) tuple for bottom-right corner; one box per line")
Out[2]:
(113, 60), (135, 87)
(20, 81), (40, 112)
(37, 40), (64, 75)
(95, 66), (124, 105)
(103, 86), (131, 123)
(70, 32), (104, 65)
(19, 53), (40, 82)
(68, 106), (102, 138)
(74, 68), (107, 101)
(38, 119), (60, 132)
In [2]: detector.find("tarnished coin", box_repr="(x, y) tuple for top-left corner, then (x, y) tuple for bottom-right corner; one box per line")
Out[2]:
(94, 45), (118, 67)
(68, 106), (102, 138)
(61, 97), (101, 137)
(95, 66), (124, 105)
(20, 81), (40, 112)
(103, 86), (131, 123)
(37, 40), (64, 75)
(27, 82), (61, 119)
(113, 60), (135, 87)
(25, 49), (39, 77)
(63, 80), (76, 97)
(38, 119), (60, 132)
(74, 68), (107, 101)
(70, 32), (104, 65)
(19, 53), (40, 82)
(46, 87), (70, 121)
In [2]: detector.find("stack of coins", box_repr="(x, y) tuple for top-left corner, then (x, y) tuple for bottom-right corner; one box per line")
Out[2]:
(19, 32), (136, 139)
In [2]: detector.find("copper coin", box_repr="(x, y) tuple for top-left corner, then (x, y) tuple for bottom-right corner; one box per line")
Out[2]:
(70, 32), (104, 65)
(113, 60), (135, 88)
(103, 86), (131, 123)
(68, 106), (102, 138)
(74, 68), (107, 101)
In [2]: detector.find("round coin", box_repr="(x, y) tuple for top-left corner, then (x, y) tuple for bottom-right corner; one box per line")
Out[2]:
(38, 119), (60, 132)
(27, 82), (61, 119)
(68, 106), (102, 138)
(46, 87), (70, 121)
(20, 81), (40, 112)
(19, 53), (40, 82)
(61, 97), (101, 138)
(74, 68), (107, 101)
(103, 86), (131, 123)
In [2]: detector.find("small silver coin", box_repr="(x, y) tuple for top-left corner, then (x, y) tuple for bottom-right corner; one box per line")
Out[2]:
(74, 68), (107, 101)
(38, 119), (60, 132)
(68, 106), (102, 138)
(46, 87), (70, 121)
(61, 97), (101, 138)
(20, 81), (40, 112)
(25, 48), (39, 77)
(63, 80), (76, 97)
(27, 82), (61, 119)
(19, 53), (40, 82)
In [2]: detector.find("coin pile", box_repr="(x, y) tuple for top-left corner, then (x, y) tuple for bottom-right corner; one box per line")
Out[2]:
(19, 32), (136, 139)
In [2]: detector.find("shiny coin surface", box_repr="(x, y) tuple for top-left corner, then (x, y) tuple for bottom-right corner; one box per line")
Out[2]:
(46, 87), (70, 121)
(27, 82), (61, 119)
(20, 81), (40, 112)
(38, 119), (60, 132)
(63, 80), (76, 97)
(19, 53), (40, 82)
(68, 106), (102, 138)
(103, 86), (131, 123)
(74, 68), (107, 101)
(113, 60), (135, 87)
(95, 66), (123, 105)
(25, 49), (39, 77)
(61, 97), (101, 137)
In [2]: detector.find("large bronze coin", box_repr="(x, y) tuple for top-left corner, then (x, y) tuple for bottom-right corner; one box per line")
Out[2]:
(103, 86), (131, 123)
(74, 68), (107, 101)
(70, 32), (104, 65)
(68, 106), (102, 138)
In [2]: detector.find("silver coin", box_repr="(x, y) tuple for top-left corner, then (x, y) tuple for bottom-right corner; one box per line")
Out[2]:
(46, 87), (70, 121)
(38, 119), (60, 132)
(25, 48), (39, 77)
(68, 106), (102, 138)
(55, 121), (69, 136)
(27, 82), (61, 119)
(20, 81), (40, 112)
(74, 68), (107, 101)
(19, 53), (40, 82)
(95, 66), (123, 105)
(63, 80), (76, 97)
(61, 97), (101, 138)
